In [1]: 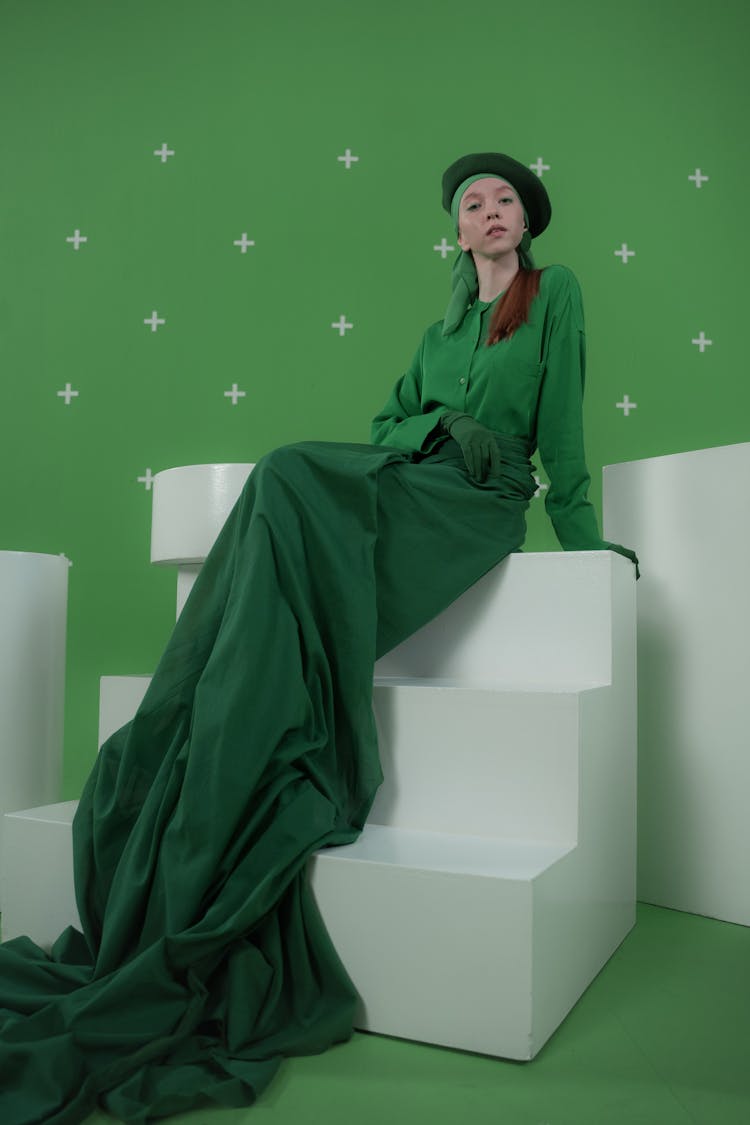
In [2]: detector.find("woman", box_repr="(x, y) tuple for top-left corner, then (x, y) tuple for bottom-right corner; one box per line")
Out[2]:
(373, 152), (638, 568)
(0, 153), (637, 1124)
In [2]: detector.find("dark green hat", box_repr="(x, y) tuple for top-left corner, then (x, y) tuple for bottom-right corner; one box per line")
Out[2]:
(441, 152), (551, 237)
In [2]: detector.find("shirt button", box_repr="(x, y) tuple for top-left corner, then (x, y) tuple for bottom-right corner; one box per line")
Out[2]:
(459, 377), (466, 385)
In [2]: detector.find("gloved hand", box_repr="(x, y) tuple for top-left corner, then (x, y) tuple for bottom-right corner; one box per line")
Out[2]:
(604, 541), (641, 580)
(442, 411), (502, 483)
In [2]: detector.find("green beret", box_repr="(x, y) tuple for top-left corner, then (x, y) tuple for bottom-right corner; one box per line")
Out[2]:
(441, 152), (552, 238)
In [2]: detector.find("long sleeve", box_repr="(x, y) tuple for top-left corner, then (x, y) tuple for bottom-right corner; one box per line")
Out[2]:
(370, 339), (447, 452)
(535, 271), (602, 549)
(535, 269), (639, 571)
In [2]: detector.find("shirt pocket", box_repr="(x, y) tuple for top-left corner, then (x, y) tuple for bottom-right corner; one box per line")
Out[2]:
(511, 358), (544, 380)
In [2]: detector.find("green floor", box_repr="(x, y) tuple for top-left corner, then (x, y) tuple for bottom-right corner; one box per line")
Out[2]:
(81, 903), (748, 1125)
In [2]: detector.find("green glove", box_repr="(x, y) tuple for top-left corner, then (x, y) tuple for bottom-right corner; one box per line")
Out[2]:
(442, 411), (502, 482)
(604, 541), (641, 580)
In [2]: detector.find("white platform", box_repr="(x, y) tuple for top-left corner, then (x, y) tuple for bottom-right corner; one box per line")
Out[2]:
(313, 672), (635, 1059)
(2, 537), (637, 1060)
(1, 801), (80, 950)
(150, 462), (256, 565)
(0, 551), (68, 901)
(604, 441), (749, 927)
(150, 462), (255, 616)
(375, 548), (623, 689)
(98, 674), (153, 748)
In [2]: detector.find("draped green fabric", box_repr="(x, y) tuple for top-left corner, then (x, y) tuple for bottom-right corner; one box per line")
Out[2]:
(0, 436), (537, 1124)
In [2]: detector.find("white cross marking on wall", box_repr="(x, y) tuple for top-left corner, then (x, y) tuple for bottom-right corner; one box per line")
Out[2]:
(224, 383), (246, 405)
(616, 395), (637, 416)
(144, 310), (166, 332)
(233, 233), (256, 253)
(66, 230), (88, 250)
(614, 243), (635, 264)
(137, 468), (155, 490)
(331, 315), (353, 336)
(154, 143), (175, 163)
(529, 157), (550, 178)
(689, 168), (709, 188)
(57, 383), (79, 404)
(533, 475), (548, 498)
(691, 331), (713, 352)
(337, 149), (359, 169)
(433, 238), (455, 259)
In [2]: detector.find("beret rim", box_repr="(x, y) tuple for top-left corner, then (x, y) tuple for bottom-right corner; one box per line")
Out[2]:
(441, 152), (552, 238)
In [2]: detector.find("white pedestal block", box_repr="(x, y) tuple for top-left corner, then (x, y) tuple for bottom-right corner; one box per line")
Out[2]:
(0, 802), (80, 946)
(604, 442), (750, 926)
(310, 814), (632, 1060)
(376, 549), (628, 688)
(176, 565), (201, 618)
(312, 829), (566, 1058)
(98, 675), (152, 747)
(151, 464), (254, 616)
(0, 551), (68, 897)
(150, 463), (255, 565)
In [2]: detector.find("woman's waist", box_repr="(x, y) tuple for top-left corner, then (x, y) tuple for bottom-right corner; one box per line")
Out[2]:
(424, 431), (534, 469)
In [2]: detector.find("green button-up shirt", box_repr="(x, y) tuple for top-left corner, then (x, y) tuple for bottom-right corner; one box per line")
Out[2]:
(371, 264), (612, 554)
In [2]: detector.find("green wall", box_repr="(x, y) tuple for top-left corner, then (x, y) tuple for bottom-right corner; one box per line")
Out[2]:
(1, 0), (748, 798)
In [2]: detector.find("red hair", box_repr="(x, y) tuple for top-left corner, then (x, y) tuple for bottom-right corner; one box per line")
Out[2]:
(486, 268), (543, 346)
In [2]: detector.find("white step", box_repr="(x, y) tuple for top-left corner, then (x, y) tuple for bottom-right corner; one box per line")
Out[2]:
(376, 549), (630, 689)
(310, 822), (632, 1059)
(150, 463), (255, 565)
(0, 801), (634, 1060)
(98, 675), (152, 747)
(94, 677), (602, 845)
(0, 801), (80, 948)
(314, 667), (637, 1057)
(0, 552), (68, 904)
(150, 464), (254, 616)
(604, 441), (750, 926)
(370, 683), (584, 841)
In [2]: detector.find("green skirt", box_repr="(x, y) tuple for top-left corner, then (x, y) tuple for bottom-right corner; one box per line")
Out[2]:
(0, 435), (536, 1124)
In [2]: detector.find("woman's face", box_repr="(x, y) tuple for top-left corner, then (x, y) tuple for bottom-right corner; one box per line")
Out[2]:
(456, 177), (526, 258)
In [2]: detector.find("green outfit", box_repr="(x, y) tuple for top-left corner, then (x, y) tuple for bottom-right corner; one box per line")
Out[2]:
(0, 265), (635, 1124)
(373, 264), (636, 564)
